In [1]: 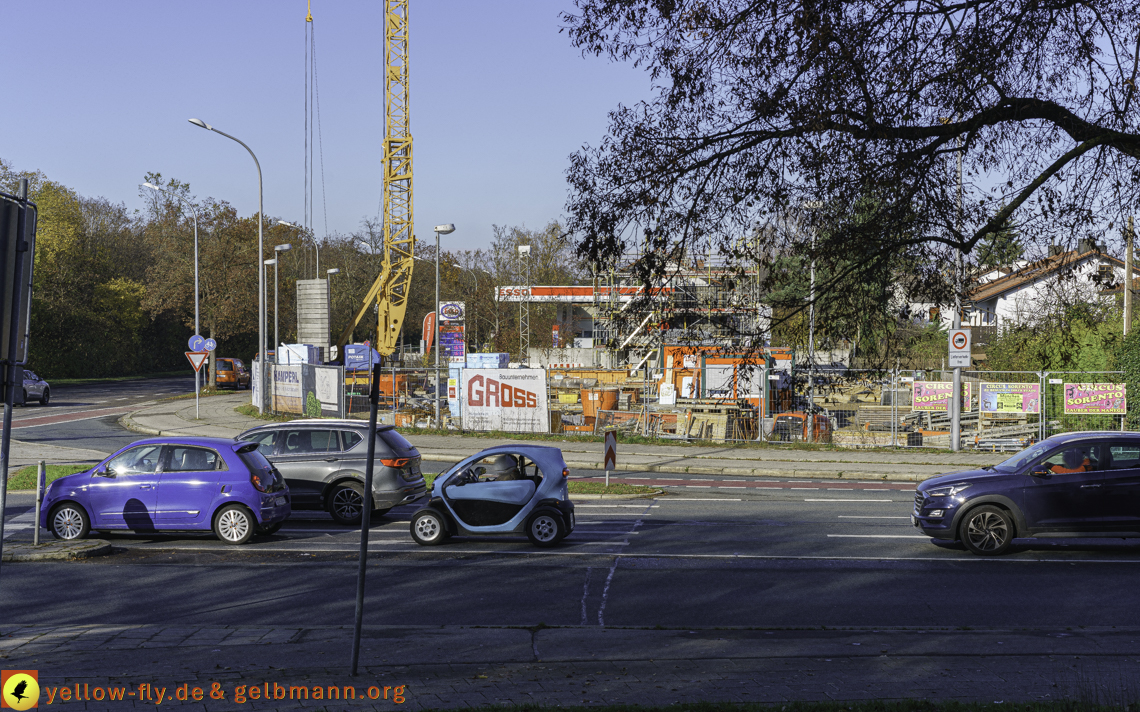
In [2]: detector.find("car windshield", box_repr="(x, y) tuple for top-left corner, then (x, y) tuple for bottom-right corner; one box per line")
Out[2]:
(993, 442), (1053, 472)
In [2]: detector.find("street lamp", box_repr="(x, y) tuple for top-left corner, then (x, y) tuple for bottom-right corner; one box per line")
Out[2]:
(143, 181), (203, 417)
(272, 244), (292, 361)
(433, 224), (456, 427)
(278, 220), (317, 278)
(326, 268), (340, 360)
(189, 118), (267, 413)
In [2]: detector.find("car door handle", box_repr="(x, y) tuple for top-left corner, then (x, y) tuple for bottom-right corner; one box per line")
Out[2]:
(325, 458), (339, 462)
(1080, 484), (1102, 489)
(139, 484), (154, 490)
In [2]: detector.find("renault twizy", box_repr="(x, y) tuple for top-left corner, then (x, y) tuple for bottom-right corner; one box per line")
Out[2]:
(410, 445), (575, 547)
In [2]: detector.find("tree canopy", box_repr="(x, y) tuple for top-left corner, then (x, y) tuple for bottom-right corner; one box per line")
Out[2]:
(562, 0), (1140, 338)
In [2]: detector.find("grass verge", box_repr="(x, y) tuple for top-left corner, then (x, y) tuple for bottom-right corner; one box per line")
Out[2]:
(234, 404), (297, 423)
(6, 464), (92, 490)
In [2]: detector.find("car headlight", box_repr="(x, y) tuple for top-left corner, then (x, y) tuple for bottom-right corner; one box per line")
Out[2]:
(927, 483), (971, 499)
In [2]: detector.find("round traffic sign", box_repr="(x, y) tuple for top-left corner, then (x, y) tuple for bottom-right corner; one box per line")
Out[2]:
(951, 332), (968, 349)
(188, 335), (205, 351)
(203, 338), (217, 352)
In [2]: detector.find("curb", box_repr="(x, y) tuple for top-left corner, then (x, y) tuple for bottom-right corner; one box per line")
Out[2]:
(418, 453), (941, 482)
(570, 490), (664, 500)
(118, 414), (165, 436)
(2, 539), (113, 562)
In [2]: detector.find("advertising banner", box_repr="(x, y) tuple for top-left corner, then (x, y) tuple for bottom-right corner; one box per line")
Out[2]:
(440, 323), (465, 361)
(312, 365), (342, 417)
(980, 383), (1041, 414)
(460, 368), (549, 433)
(271, 365), (303, 413)
(1063, 383), (1127, 415)
(912, 381), (972, 412)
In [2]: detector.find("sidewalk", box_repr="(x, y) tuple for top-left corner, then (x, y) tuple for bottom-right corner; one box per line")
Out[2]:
(0, 623), (1124, 709)
(120, 394), (1006, 481)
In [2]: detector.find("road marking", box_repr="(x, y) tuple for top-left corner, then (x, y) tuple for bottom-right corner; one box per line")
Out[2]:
(828, 534), (929, 539)
(791, 487), (819, 490)
(575, 505), (658, 509)
(718, 486), (745, 489)
(804, 499), (895, 502)
(2, 512), (36, 539)
(3, 403), (154, 431)
(838, 516), (911, 519)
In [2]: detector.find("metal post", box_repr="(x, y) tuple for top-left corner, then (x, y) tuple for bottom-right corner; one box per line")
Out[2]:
(1127, 217), (1135, 336)
(274, 260), (280, 364)
(434, 229), (441, 428)
(807, 227), (816, 442)
(34, 460), (44, 546)
(351, 359), (381, 676)
(0, 179), (31, 576)
(950, 133), (964, 452)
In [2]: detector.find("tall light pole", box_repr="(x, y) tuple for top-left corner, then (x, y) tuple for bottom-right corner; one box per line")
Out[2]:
(143, 182), (203, 417)
(189, 118), (266, 413)
(271, 244), (292, 360)
(327, 267), (340, 360)
(434, 224), (456, 427)
(278, 220), (317, 278)
(517, 244), (531, 364)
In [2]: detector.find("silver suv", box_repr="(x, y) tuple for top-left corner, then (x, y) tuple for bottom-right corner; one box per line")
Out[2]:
(237, 420), (427, 525)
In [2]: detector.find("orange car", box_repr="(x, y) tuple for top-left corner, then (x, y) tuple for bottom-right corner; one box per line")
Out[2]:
(214, 358), (251, 390)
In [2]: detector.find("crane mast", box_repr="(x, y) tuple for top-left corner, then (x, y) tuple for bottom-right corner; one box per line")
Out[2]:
(337, 0), (413, 358)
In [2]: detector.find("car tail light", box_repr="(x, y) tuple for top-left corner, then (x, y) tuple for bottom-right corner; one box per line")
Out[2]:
(381, 457), (412, 468)
(250, 471), (270, 493)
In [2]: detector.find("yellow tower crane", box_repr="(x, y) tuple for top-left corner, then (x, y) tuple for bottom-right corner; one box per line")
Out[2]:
(336, 0), (413, 359)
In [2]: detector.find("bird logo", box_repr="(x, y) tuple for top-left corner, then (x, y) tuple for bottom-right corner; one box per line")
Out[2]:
(1, 670), (39, 710)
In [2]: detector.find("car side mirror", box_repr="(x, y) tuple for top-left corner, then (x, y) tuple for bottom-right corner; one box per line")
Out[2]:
(1029, 466), (1050, 478)
(94, 467), (114, 478)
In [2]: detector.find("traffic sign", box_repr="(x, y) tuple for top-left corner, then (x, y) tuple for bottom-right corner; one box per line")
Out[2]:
(185, 351), (209, 372)
(188, 334), (205, 352)
(203, 338), (217, 352)
(604, 431), (617, 470)
(948, 328), (972, 369)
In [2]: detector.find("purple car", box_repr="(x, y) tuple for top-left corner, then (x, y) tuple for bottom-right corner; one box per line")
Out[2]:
(41, 437), (291, 545)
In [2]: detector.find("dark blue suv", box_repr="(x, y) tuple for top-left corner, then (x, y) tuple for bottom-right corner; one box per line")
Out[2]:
(914, 432), (1140, 555)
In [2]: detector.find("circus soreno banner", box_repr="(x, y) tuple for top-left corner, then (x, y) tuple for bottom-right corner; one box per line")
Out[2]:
(979, 383), (1041, 414)
(1063, 383), (1126, 415)
(912, 381), (972, 412)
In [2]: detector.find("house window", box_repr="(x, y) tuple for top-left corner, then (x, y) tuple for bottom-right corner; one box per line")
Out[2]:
(1099, 264), (1113, 281)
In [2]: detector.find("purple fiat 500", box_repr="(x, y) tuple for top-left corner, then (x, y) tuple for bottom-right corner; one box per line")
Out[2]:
(40, 437), (290, 545)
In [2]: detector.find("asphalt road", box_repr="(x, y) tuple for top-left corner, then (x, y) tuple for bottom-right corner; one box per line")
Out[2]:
(5, 376), (194, 454)
(6, 377), (1140, 633)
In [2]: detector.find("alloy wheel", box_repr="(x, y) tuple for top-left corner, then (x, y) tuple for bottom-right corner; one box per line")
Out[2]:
(53, 508), (84, 539)
(966, 511), (1008, 552)
(415, 514), (440, 541)
(332, 487), (364, 521)
(217, 509), (250, 543)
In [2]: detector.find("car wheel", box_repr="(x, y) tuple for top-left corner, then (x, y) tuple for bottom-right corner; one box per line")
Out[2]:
(39, 388), (49, 406)
(213, 504), (255, 545)
(258, 522), (284, 536)
(410, 508), (448, 546)
(50, 503), (90, 541)
(526, 509), (566, 548)
(328, 482), (366, 525)
(959, 505), (1015, 556)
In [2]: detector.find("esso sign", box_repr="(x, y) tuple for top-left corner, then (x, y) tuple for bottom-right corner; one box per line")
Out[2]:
(498, 287), (531, 298)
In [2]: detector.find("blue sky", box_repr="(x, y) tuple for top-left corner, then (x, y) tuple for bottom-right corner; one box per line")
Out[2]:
(0, 1), (651, 250)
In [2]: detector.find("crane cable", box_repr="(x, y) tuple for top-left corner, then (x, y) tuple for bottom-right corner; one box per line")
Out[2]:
(304, 1), (329, 279)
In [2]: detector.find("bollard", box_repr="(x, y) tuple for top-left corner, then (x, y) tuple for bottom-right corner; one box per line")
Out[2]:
(34, 460), (45, 546)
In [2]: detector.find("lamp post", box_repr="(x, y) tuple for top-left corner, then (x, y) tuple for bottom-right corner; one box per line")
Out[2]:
(189, 118), (267, 413)
(327, 268), (340, 361)
(278, 220), (316, 277)
(271, 244), (292, 361)
(433, 224), (456, 427)
(142, 182), (203, 418)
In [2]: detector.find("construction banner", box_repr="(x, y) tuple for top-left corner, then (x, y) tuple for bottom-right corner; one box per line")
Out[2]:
(1063, 383), (1126, 415)
(460, 368), (549, 433)
(912, 381), (972, 412)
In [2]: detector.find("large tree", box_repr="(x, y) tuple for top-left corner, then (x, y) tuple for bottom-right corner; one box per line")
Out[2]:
(562, 0), (1140, 340)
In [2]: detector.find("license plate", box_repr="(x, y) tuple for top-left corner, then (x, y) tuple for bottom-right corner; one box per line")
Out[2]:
(275, 496), (287, 506)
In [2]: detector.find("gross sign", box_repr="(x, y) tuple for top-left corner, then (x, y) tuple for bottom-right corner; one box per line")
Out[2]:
(948, 328), (971, 368)
(912, 381), (972, 412)
(460, 368), (549, 433)
(1063, 383), (1127, 415)
(979, 383), (1041, 414)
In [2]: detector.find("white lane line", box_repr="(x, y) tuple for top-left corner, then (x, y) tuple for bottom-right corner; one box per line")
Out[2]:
(575, 505), (658, 508)
(791, 487), (819, 490)
(722, 479), (747, 482)
(804, 499), (895, 502)
(828, 534), (929, 539)
(838, 516), (911, 519)
(652, 477), (685, 481)
(718, 486), (745, 489)
(688, 478), (714, 481)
